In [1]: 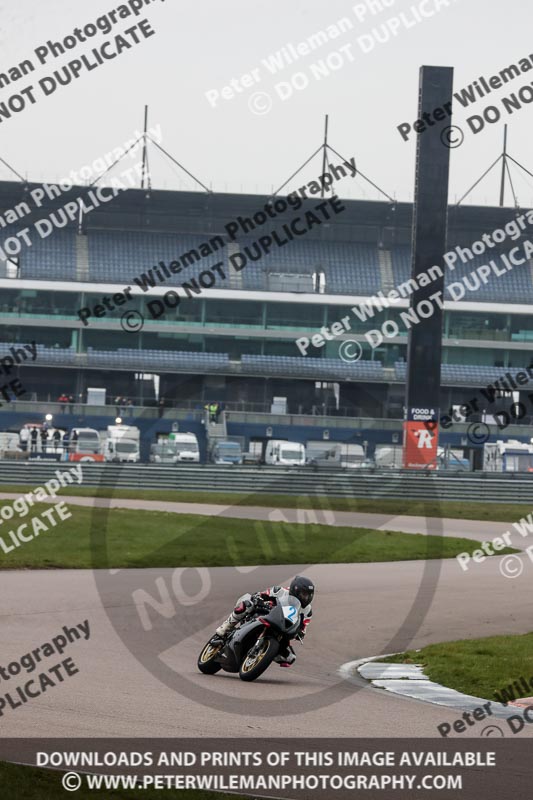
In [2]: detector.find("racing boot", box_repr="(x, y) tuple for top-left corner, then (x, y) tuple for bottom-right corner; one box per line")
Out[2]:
(275, 645), (296, 668)
(215, 599), (252, 638)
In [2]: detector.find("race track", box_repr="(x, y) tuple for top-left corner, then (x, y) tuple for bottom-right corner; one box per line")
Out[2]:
(2, 505), (532, 740)
(0, 491), (514, 543)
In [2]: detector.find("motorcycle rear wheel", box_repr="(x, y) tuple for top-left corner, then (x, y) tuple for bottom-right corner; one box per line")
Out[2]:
(197, 638), (223, 674)
(239, 637), (279, 682)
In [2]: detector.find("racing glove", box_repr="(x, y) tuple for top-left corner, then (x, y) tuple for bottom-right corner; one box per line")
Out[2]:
(295, 627), (306, 642)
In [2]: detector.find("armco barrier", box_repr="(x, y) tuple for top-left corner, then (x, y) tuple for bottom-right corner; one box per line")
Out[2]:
(0, 462), (531, 503)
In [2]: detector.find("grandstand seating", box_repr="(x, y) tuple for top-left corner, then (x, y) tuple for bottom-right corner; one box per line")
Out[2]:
(238, 238), (381, 295)
(0, 343), (77, 365)
(5, 220), (532, 303)
(86, 347), (229, 372)
(395, 360), (533, 386)
(2, 182), (533, 418)
(2, 338), (531, 388)
(241, 355), (383, 380)
(391, 245), (533, 304)
(87, 230), (227, 283)
(17, 229), (77, 281)
(0, 340), (385, 380)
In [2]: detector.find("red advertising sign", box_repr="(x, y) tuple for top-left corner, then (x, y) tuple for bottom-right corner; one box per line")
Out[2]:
(403, 420), (438, 469)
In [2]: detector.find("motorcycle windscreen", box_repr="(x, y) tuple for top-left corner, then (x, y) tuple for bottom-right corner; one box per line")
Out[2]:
(280, 596), (302, 633)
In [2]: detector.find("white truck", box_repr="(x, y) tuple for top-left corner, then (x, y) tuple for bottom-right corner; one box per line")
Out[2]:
(66, 427), (104, 462)
(150, 433), (200, 464)
(483, 439), (533, 472)
(375, 445), (403, 469)
(264, 439), (306, 466)
(306, 441), (341, 466)
(103, 425), (140, 463)
(339, 443), (367, 468)
(306, 441), (368, 468)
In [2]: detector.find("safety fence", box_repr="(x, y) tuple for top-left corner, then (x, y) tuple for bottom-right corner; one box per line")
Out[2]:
(0, 462), (530, 503)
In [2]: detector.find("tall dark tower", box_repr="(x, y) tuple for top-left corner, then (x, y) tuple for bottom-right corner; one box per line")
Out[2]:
(403, 66), (454, 469)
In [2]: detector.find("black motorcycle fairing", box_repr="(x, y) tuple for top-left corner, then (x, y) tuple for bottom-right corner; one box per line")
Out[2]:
(221, 618), (266, 672)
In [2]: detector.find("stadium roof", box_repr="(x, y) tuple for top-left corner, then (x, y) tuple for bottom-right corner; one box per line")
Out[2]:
(0, 179), (528, 246)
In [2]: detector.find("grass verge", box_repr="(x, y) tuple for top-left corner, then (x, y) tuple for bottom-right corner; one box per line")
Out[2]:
(0, 760), (246, 800)
(0, 504), (507, 570)
(382, 632), (533, 701)
(0, 485), (530, 523)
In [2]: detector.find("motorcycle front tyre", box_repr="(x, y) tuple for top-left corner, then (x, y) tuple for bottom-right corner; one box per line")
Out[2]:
(239, 637), (280, 682)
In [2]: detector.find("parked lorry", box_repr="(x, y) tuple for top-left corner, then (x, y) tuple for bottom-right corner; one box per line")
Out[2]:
(375, 445), (403, 469)
(67, 427), (104, 462)
(103, 425), (140, 463)
(242, 441), (263, 465)
(339, 443), (367, 468)
(150, 433), (200, 464)
(306, 441), (368, 468)
(0, 431), (23, 456)
(264, 439), (306, 466)
(306, 441), (340, 466)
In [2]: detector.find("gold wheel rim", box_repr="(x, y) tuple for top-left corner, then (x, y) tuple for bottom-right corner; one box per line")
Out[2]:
(200, 642), (222, 663)
(241, 640), (268, 673)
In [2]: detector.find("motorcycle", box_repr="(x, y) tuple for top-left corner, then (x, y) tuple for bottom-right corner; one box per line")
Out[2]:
(197, 593), (303, 682)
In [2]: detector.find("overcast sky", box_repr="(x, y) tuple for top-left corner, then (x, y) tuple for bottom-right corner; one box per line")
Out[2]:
(0, 0), (532, 207)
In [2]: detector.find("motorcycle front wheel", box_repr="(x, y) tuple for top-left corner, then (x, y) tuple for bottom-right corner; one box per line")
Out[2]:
(239, 637), (279, 682)
(197, 638), (223, 674)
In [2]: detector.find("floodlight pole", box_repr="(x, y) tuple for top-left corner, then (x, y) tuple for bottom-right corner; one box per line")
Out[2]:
(141, 104), (149, 191)
(271, 116), (393, 201)
(458, 124), (533, 207)
(0, 157), (25, 183)
(321, 115), (329, 198)
(499, 125), (507, 207)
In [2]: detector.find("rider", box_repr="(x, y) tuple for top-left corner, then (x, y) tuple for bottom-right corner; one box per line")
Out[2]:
(215, 575), (314, 667)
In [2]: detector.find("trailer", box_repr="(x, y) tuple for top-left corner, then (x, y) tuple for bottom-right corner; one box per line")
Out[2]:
(305, 441), (366, 468)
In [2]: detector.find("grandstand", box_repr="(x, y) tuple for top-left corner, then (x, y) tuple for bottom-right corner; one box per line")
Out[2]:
(1, 178), (533, 454)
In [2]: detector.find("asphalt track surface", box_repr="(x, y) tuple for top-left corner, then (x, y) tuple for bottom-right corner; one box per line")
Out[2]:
(0, 492), (516, 542)
(1, 496), (532, 739)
